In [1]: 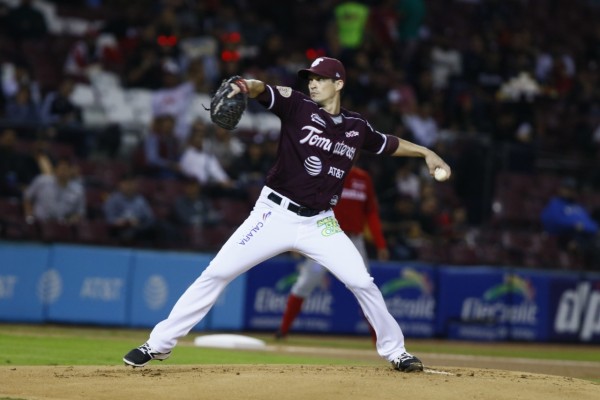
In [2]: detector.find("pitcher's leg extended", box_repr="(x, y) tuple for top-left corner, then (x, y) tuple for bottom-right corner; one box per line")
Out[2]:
(298, 229), (423, 372)
(124, 201), (295, 367)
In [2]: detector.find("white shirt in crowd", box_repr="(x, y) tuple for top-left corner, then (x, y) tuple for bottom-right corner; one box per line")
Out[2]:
(179, 146), (230, 185)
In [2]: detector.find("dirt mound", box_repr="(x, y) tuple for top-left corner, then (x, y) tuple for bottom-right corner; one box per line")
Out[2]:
(1, 364), (597, 400)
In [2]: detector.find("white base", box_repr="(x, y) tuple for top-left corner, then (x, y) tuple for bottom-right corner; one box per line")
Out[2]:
(193, 334), (267, 350)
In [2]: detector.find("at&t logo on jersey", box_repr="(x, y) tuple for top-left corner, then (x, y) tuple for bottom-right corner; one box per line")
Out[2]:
(304, 156), (322, 176)
(327, 166), (344, 179)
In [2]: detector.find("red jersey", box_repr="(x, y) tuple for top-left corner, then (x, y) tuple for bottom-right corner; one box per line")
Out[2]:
(333, 167), (387, 250)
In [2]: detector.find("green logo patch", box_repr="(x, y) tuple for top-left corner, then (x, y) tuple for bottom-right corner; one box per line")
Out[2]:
(317, 216), (342, 236)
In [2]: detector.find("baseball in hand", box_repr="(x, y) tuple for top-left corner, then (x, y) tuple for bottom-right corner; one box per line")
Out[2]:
(434, 167), (449, 182)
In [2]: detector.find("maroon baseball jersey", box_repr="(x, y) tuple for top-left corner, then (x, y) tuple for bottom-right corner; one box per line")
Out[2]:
(256, 85), (399, 211)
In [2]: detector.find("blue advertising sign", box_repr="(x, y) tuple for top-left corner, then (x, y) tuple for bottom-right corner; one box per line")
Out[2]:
(502, 269), (553, 341)
(550, 273), (600, 343)
(370, 261), (436, 338)
(243, 257), (361, 334)
(46, 245), (133, 325)
(0, 244), (50, 322)
(437, 266), (507, 340)
(129, 250), (246, 331)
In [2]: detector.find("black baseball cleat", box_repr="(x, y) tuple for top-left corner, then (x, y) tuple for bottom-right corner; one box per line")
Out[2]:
(123, 342), (171, 367)
(391, 352), (424, 372)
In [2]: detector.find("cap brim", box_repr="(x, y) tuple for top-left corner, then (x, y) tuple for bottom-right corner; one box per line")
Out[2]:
(298, 68), (334, 80)
(298, 68), (314, 79)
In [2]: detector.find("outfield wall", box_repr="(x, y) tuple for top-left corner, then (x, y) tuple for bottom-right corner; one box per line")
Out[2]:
(0, 242), (598, 343)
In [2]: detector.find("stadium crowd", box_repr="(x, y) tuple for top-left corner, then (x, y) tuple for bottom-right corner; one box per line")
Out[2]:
(1, 0), (600, 270)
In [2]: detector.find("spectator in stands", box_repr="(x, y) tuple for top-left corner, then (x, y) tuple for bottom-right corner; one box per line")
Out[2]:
(394, 160), (421, 201)
(402, 102), (440, 148)
(541, 177), (600, 269)
(328, 1), (371, 61)
(63, 27), (121, 79)
(23, 157), (85, 224)
(381, 194), (419, 261)
(203, 126), (245, 174)
(103, 173), (159, 245)
(229, 139), (271, 188)
(171, 178), (221, 228)
(5, 0), (48, 43)
(178, 121), (235, 190)
(124, 28), (164, 90)
(2, 63), (41, 104)
(41, 77), (82, 126)
(0, 128), (40, 198)
(151, 59), (196, 142)
(141, 114), (181, 179)
(4, 85), (42, 125)
(40, 77), (90, 157)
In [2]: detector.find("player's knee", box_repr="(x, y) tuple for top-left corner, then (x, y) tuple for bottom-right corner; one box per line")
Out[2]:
(344, 275), (374, 291)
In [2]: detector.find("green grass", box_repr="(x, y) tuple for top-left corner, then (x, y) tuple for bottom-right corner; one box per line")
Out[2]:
(0, 325), (377, 366)
(0, 323), (599, 366)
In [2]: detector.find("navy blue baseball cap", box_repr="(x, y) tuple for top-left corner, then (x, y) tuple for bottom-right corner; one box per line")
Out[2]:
(298, 57), (346, 82)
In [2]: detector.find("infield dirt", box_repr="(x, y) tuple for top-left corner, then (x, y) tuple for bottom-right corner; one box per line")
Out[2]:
(1, 348), (598, 400)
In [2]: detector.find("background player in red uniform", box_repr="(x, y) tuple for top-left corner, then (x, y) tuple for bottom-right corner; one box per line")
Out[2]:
(276, 166), (389, 343)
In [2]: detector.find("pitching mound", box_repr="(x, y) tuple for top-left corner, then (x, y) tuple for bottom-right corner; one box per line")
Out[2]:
(1, 364), (597, 400)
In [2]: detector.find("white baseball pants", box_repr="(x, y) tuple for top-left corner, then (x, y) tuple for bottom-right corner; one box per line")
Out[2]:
(291, 233), (368, 298)
(148, 186), (407, 362)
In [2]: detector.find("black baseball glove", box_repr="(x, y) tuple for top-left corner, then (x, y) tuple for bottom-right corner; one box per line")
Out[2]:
(209, 75), (248, 130)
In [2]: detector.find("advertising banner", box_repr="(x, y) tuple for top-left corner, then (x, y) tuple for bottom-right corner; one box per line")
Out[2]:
(0, 244), (50, 322)
(550, 273), (600, 343)
(129, 250), (246, 330)
(46, 245), (133, 325)
(370, 261), (437, 338)
(437, 266), (508, 340)
(243, 257), (361, 334)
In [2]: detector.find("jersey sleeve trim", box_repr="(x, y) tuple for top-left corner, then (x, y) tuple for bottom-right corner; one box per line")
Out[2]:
(266, 85), (275, 110)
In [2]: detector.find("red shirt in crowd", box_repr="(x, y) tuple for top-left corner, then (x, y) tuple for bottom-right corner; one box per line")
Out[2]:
(333, 166), (387, 250)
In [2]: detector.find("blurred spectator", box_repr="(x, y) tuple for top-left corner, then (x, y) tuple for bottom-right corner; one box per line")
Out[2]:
(141, 114), (181, 179)
(5, 0), (48, 43)
(541, 177), (600, 269)
(329, 1), (371, 60)
(429, 35), (462, 90)
(0, 128), (40, 197)
(394, 160), (421, 201)
(2, 63), (41, 104)
(4, 85), (42, 125)
(229, 140), (271, 188)
(203, 126), (245, 173)
(151, 59), (196, 142)
(381, 194), (420, 260)
(23, 157), (85, 224)
(402, 102), (440, 147)
(178, 121), (234, 190)
(395, 0), (426, 62)
(171, 178), (221, 227)
(63, 28), (121, 79)
(124, 28), (164, 90)
(40, 77), (83, 125)
(40, 77), (90, 157)
(387, 69), (418, 115)
(103, 174), (160, 245)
